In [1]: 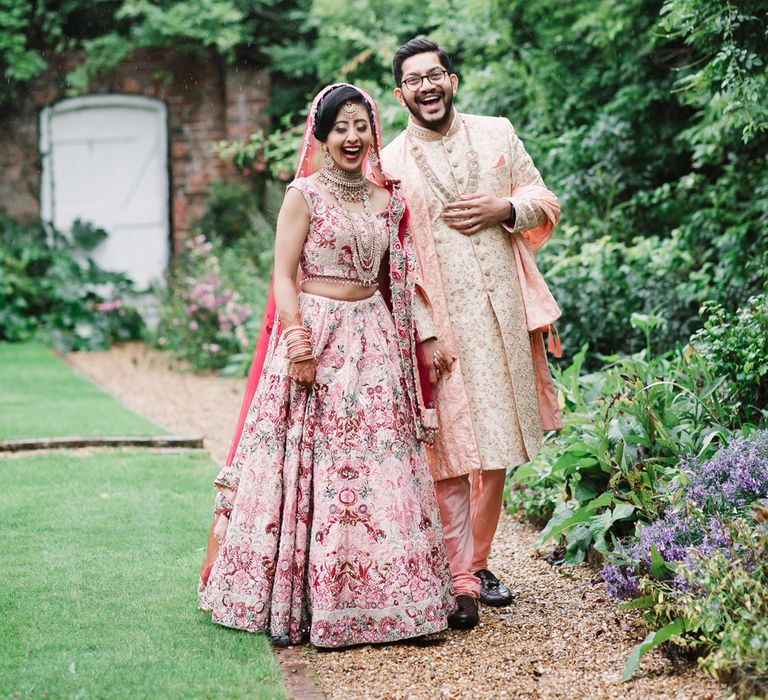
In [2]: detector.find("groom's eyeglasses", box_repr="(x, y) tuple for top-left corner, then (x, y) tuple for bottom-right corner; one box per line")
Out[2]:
(400, 69), (449, 91)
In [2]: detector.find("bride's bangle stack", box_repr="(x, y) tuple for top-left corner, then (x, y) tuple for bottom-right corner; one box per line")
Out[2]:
(284, 325), (314, 363)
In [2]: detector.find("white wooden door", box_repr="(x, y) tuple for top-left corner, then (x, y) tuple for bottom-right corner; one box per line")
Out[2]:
(40, 95), (169, 290)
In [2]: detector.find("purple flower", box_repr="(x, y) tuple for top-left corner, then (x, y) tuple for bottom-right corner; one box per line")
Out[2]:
(601, 564), (640, 599)
(601, 431), (768, 599)
(683, 433), (768, 513)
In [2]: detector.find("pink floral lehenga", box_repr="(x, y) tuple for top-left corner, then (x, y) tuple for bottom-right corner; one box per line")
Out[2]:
(198, 86), (454, 648)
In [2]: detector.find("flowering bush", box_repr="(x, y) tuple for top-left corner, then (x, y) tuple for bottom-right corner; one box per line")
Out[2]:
(154, 234), (261, 371)
(601, 431), (768, 597)
(599, 432), (768, 688)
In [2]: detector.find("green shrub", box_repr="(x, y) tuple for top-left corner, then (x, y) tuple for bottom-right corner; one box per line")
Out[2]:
(691, 295), (768, 424)
(516, 336), (737, 563)
(0, 217), (144, 351)
(513, 292), (768, 563)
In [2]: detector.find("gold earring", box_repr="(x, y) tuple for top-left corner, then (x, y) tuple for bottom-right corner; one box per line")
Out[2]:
(368, 149), (379, 166)
(322, 145), (333, 168)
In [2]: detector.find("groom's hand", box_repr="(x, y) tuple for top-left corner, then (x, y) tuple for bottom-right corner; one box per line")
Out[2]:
(441, 193), (511, 235)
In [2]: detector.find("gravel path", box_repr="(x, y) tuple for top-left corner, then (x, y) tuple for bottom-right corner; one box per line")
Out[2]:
(66, 343), (729, 700)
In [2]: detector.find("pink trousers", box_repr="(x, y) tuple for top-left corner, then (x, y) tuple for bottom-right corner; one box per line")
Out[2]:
(434, 469), (507, 597)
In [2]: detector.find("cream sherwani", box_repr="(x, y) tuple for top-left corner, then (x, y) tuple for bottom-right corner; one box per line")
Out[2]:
(382, 111), (561, 592)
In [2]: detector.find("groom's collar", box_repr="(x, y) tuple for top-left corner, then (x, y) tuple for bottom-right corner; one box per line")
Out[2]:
(406, 111), (462, 142)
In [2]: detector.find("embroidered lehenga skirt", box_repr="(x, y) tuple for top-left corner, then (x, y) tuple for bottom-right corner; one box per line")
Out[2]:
(198, 292), (454, 648)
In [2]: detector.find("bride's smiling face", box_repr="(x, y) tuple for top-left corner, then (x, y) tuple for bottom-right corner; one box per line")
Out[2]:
(323, 101), (372, 173)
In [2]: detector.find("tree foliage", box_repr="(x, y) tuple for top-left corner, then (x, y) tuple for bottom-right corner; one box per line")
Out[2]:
(0, 0), (313, 110)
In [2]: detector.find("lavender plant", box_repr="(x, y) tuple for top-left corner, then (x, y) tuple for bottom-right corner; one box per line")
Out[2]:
(602, 431), (768, 596)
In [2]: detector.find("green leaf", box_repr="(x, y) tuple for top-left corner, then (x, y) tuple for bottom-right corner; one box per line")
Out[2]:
(540, 492), (614, 544)
(619, 595), (654, 610)
(622, 618), (685, 682)
(650, 544), (670, 580)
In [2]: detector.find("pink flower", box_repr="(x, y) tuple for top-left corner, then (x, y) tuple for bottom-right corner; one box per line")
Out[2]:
(189, 320), (199, 330)
(96, 299), (123, 313)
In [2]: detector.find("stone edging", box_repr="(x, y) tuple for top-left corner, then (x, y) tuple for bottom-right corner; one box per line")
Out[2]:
(0, 435), (205, 452)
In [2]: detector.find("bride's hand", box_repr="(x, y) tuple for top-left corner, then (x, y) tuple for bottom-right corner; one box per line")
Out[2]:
(289, 357), (317, 388)
(419, 338), (455, 384)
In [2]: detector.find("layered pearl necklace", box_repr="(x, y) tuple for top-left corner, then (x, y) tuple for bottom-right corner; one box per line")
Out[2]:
(317, 163), (383, 284)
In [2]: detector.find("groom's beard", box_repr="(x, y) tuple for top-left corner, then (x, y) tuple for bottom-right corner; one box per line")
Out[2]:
(403, 86), (454, 132)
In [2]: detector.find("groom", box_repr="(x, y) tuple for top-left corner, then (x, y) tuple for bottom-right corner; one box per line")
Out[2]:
(381, 38), (562, 629)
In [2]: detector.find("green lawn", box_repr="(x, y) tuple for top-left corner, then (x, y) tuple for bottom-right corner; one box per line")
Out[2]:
(0, 343), (163, 440)
(0, 450), (284, 699)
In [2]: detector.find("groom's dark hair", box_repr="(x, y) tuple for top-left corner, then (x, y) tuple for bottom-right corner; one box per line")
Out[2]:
(392, 38), (453, 86)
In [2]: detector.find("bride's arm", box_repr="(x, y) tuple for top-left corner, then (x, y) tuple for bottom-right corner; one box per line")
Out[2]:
(273, 186), (316, 387)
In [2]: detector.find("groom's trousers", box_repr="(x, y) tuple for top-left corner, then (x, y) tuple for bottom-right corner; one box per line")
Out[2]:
(434, 468), (507, 597)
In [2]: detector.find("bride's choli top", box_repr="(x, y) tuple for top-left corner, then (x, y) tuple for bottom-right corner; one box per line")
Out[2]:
(288, 177), (393, 288)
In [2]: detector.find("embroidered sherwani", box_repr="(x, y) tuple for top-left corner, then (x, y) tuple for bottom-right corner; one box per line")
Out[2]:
(382, 112), (562, 593)
(382, 112), (561, 481)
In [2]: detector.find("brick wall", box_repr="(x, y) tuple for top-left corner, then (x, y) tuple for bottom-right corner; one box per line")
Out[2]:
(0, 48), (269, 252)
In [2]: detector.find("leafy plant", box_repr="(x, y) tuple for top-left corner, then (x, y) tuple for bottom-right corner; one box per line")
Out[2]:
(691, 295), (768, 424)
(595, 431), (768, 689)
(518, 325), (744, 563)
(0, 216), (144, 351)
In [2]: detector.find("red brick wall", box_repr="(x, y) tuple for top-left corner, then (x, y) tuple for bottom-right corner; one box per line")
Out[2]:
(0, 48), (269, 252)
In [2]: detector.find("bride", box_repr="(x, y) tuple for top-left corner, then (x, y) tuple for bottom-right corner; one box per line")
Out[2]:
(198, 83), (455, 648)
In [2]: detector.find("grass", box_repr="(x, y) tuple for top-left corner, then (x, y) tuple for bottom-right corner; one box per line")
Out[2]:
(0, 343), (163, 440)
(0, 449), (284, 699)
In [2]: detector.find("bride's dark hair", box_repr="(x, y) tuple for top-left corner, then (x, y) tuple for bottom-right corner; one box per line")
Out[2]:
(313, 85), (375, 142)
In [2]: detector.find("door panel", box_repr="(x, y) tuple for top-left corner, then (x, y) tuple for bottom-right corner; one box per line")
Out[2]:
(40, 96), (169, 290)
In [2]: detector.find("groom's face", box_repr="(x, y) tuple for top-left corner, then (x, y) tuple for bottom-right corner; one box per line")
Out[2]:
(395, 52), (458, 132)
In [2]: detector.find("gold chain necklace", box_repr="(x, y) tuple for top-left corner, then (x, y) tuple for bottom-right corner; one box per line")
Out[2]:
(318, 165), (383, 283)
(317, 164), (368, 202)
(407, 119), (480, 203)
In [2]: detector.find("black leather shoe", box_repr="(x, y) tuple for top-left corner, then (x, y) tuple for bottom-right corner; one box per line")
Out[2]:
(475, 569), (514, 607)
(447, 594), (479, 630)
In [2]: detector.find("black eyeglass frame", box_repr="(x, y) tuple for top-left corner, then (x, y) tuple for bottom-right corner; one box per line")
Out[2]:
(399, 69), (450, 91)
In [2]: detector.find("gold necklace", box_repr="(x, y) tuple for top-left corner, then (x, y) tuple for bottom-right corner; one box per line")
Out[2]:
(318, 165), (383, 283)
(317, 164), (368, 202)
(407, 119), (480, 203)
